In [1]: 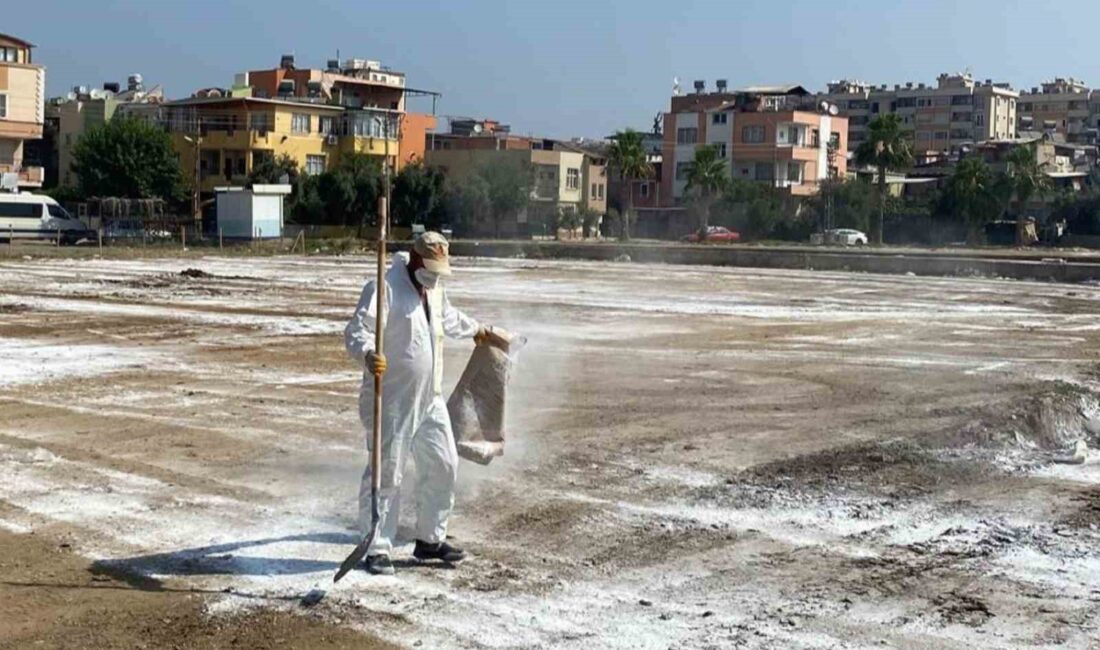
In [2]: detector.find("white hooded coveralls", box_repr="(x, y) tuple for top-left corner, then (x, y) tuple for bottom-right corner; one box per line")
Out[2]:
(344, 252), (479, 555)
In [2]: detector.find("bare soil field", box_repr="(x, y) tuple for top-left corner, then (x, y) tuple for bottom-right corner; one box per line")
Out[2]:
(1, 254), (1099, 649)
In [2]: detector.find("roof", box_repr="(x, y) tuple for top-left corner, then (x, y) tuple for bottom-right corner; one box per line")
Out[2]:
(0, 32), (34, 49)
(738, 85), (810, 96)
(164, 96), (351, 112)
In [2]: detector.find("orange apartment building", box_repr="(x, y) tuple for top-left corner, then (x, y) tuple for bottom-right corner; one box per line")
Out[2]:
(0, 32), (45, 189)
(245, 54), (437, 169)
(1018, 78), (1091, 142)
(660, 82), (847, 206)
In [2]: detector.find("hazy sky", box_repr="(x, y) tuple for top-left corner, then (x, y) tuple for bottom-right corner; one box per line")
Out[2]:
(6, 0), (1100, 138)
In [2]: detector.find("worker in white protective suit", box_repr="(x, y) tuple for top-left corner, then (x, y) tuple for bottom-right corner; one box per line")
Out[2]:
(344, 231), (492, 576)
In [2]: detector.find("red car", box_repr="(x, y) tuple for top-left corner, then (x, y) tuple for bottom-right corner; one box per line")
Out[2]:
(680, 226), (741, 243)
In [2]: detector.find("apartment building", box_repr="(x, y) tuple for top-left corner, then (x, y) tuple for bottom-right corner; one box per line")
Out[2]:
(0, 32), (45, 189)
(1017, 78), (1092, 142)
(245, 54), (434, 168)
(425, 121), (607, 236)
(159, 96), (400, 194)
(818, 73), (1018, 153)
(58, 75), (165, 187)
(660, 82), (848, 205)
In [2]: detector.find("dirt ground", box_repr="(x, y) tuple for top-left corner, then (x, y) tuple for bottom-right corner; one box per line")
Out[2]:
(1, 253), (1099, 649)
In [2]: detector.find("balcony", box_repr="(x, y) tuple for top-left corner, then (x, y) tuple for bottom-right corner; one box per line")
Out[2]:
(0, 163), (43, 188)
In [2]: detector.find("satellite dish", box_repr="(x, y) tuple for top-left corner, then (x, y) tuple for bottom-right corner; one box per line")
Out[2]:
(472, 123), (484, 134)
(828, 104), (840, 116)
(820, 100), (830, 113)
(673, 77), (681, 96)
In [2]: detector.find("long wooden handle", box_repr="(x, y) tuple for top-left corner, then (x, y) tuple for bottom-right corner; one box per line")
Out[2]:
(372, 197), (388, 493)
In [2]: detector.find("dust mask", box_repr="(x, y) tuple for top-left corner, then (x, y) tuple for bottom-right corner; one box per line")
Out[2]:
(415, 268), (440, 290)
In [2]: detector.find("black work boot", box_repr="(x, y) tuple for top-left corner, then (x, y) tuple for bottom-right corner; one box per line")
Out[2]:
(364, 554), (395, 576)
(413, 540), (466, 563)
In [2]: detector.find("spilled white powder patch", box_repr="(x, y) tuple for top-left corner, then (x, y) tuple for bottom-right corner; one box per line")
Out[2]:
(0, 339), (158, 387)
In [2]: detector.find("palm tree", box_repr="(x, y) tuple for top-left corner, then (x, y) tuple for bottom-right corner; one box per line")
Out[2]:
(855, 114), (914, 246)
(1003, 144), (1050, 246)
(945, 156), (999, 245)
(685, 145), (729, 238)
(607, 129), (653, 241)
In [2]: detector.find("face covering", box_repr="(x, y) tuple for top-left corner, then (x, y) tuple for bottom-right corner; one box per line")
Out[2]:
(415, 268), (440, 290)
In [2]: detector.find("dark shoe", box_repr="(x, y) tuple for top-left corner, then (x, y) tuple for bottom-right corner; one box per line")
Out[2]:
(413, 540), (466, 563)
(364, 554), (395, 575)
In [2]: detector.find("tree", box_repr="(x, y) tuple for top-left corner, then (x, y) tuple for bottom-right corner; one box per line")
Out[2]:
(334, 153), (383, 236)
(1002, 144), (1051, 246)
(442, 176), (491, 237)
(71, 116), (183, 200)
(855, 114), (913, 246)
(684, 144), (728, 237)
(479, 159), (531, 238)
(392, 162), (446, 228)
(249, 153), (299, 186)
(580, 208), (603, 239)
(556, 209), (582, 240)
(607, 129), (653, 241)
(940, 156), (1001, 245)
(807, 178), (876, 233)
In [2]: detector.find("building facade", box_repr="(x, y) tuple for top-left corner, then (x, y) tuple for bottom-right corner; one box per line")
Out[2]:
(57, 76), (165, 187)
(244, 55), (433, 171)
(160, 96), (400, 194)
(1017, 78), (1092, 142)
(425, 122), (608, 236)
(0, 32), (45, 189)
(660, 84), (848, 205)
(818, 73), (1018, 154)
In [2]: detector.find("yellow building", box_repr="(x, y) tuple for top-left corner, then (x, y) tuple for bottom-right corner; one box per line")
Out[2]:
(161, 96), (400, 194)
(0, 32), (45, 189)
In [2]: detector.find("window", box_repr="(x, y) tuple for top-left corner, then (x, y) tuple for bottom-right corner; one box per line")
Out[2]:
(754, 163), (774, 181)
(0, 47), (19, 63)
(847, 100), (869, 110)
(598, 184), (604, 199)
(675, 162), (691, 180)
(1020, 102), (1033, 111)
(811, 129), (820, 147)
(895, 97), (916, 108)
(47, 204), (73, 219)
(250, 112), (273, 132)
(640, 183), (649, 198)
(676, 127), (698, 144)
(305, 154), (325, 175)
(741, 125), (765, 143)
(849, 115), (869, 126)
(934, 96), (950, 107)
(291, 113), (311, 134)
(715, 143), (727, 158)
(787, 163), (802, 183)
(934, 131), (949, 140)
(591, 182), (598, 197)
(0, 202), (40, 218)
(319, 116), (335, 135)
(712, 112), (728, 125)
(566, 168), (580, 190)
(871, 102), (880, 114)
(0, 93), (6, 119)
(952, 95), (972, 106)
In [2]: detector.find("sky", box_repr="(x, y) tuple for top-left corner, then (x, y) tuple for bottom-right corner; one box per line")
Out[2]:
(7, 0), (1100, 139)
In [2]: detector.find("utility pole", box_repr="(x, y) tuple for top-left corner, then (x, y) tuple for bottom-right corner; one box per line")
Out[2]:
(192, 117), (203, 237)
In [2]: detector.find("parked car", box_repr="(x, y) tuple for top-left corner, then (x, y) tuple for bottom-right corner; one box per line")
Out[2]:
(824, 228), (868, 246)
(681, 226), (741, 243)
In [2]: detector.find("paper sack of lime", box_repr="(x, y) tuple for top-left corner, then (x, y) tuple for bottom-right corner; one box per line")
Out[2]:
(447, 326), (525, 464)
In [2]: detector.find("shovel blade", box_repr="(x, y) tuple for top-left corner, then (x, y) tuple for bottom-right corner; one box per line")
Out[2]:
(334, 522), (377, 583)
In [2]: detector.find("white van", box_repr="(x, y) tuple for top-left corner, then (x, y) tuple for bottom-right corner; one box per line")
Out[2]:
(0, 193), (94, 244)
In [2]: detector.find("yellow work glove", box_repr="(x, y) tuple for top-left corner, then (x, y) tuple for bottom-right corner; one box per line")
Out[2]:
(366, 351), (387, 376)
